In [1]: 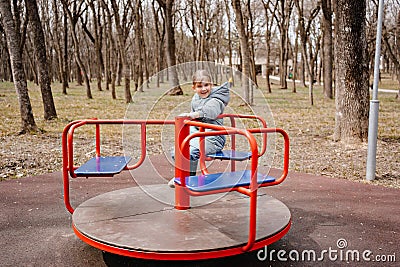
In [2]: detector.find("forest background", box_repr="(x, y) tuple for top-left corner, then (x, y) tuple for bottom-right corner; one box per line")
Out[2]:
(0, 0), (399, 188)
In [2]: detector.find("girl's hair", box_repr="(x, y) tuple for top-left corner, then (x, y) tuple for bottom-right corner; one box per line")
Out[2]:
(192, 69), (212, 84)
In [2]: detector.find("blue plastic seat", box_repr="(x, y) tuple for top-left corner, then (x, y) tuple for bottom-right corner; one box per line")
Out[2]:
(206, 150), (252, 161)
(75, 156), (131, 177)
(174, 170), (275, 192)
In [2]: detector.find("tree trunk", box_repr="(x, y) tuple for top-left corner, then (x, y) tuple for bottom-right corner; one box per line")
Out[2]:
(381, 9), (400, 100)
(104, 28), (110, 91)
(61, 0), (92, 99)
(157, 0), (182, 95)
(232, 0), (252, 104)
(294, 0), (320, 105)
(88, 1), (103, 92)
(152, 1), (165, 88)
(52, 0), (64, 86)
(134, 1), (144, 92)
(245, 0), (257, 86)
(62, 9), (69, 94)
(26, 0), (57, 120)
(24, 43), (38, 84)
(224, 0), (234, 86)
(397, 10), (400, 99)
(0, 0), (38, 133)
(101, 1), (117, 98)
(71, 29), (92, 99)
(278, 0), (292, 89)
(292, 27), (298, 93)
(262, 0), (278, 93)
(322, 0), (333, 99)
(110, 0), (132, 102)
(333, 0), (369, 142)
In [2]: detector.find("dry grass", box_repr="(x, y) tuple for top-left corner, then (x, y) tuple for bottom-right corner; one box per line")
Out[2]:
(0, 76), (398, 188)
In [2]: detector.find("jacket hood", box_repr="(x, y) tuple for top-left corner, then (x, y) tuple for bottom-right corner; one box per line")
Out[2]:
(209, 82), (230, 106)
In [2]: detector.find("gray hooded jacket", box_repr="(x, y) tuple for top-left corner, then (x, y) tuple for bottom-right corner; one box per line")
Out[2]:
(190, 82), (230, 147)
(191, 82), (230, 126)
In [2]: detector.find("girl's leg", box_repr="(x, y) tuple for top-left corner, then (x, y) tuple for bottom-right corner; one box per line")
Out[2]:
(189, 136), (224, 175)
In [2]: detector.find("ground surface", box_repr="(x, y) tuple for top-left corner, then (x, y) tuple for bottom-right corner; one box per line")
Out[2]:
(0, 156), (398, 266)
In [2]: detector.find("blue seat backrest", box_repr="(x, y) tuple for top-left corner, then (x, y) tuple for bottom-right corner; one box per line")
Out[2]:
(75, 156), (131, 177)
(174, 170), (275, 192)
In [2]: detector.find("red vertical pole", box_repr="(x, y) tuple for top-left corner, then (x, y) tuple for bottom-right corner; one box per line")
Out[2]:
(199, 127), (207, 175)
(230, 116), (236, 172)
(174, 116), (190, 210)
(95, 121), (100, 157)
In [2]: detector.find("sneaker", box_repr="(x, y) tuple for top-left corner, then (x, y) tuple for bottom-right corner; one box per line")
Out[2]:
(168, 178), (175, 188)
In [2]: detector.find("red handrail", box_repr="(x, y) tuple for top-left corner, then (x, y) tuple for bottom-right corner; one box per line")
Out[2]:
(199, 114), (268, 173)
(175, 117), (262, 251)
(173, 117), (290, 251)
(62, 119), (174, 213)
(62, 115), (289, 252)
(217, 113), (268, 157)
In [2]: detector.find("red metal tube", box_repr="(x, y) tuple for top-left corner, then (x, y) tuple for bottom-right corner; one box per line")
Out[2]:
(174, 116), (191, 210)
(177, 119), (260, 251)
(72, 220), (291, 260)
(67, 120), (88, 178)
(62, 119), (175, 213)
(126, 122), (147, 170)
(61, 115), (289, 255)
(247, 128), (290, 187)
(198, 127), (209, 175)
(217, 113), (268, 157)
(62, 120), (82, 214)
(95, 120), (100, 157)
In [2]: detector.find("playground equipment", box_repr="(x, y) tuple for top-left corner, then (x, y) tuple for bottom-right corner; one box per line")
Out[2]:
(61, 114), (290, 261)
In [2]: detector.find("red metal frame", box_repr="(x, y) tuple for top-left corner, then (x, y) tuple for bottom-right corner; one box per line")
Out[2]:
(72, 220), (291, 260)
(62, 119), (174, 213)
(200, 114), (268, 173)
(61, 114), (290, 260)
(174, 116), (290, 252)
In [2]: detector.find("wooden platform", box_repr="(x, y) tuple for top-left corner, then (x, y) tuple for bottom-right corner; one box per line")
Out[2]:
(72, 184), (291, 260)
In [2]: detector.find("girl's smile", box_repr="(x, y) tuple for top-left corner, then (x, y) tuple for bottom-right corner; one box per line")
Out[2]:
(193, 82), (211, 98)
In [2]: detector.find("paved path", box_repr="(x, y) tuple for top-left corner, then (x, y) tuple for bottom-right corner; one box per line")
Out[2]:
(1, 156), (398, 266)
(269, 75), (399, 94)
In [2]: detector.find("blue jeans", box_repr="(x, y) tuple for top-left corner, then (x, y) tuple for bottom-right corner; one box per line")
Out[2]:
(174, 126), (225, 174)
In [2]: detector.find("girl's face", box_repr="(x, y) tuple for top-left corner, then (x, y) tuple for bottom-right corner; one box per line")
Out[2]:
(192, 82), (211, 98)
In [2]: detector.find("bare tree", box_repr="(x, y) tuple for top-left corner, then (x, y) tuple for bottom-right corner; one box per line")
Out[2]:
(244, 0), (257, 86)
(51, 0), (67, 93)
(274, 0), (293, 89)
(262, 0), (279, 93)
(321, 0), (333, 99)
(25, 0), (57, 120)
(294, 0), (321, 105)
(109, 0), (134, 102)
(152, 1), (165, 88)
(382, 7), (400, 99)
(333, 0), (369, 142)
(0, 0), (38, 133)
(61, 0), (92, 99)
(396, 9), (400, 99)
(0, 23), (13, 81)
(101, 1), (118, 99)
(291, 25), (299, 93)
(85, 0), (104, 92)
(224, 0), (234, 85)
(133, 0), (144, 92)
(62, 7), (69, 93)
(232, 0), (253, 104)
(156, 0), (182, 95)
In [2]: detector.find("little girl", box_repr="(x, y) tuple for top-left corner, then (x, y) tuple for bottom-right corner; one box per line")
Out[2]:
(169, 69), (230, 187)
